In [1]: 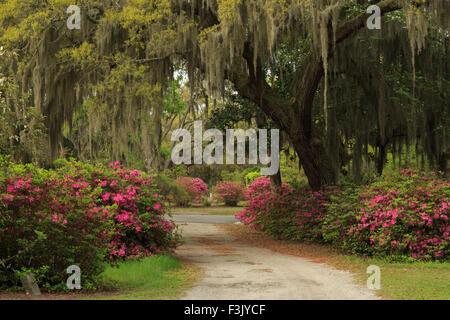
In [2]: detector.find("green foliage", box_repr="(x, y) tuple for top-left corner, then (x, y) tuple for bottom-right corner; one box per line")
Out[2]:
(207, 92), (256, 131)
(0, 78), (49, 165)
(280, 165), (309, 187)
(221, 169), (245, 184)
(245, 171), (261, 186)
(324, 170), (450, 260)
(322, 187), (372, 255)
(164, 79), (187, 118)
(239, 170), (450, 261)
(164, 165), (189, 181)
(152, 174), (189, 206)
(201, 198), (213, 207)
(0, 158), (181, 291)
(0, 160), (114, 291)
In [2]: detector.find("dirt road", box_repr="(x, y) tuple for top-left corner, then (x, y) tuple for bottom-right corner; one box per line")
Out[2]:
(175, 222), (380, 300)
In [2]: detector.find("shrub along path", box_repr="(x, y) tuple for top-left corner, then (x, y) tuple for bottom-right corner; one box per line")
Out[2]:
(175, 220), (379, 300)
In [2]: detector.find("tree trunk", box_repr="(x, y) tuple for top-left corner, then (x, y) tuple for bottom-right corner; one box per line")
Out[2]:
(270, 171), (282, 187)
(228, 1), (405, 190)
(376, 143), (386, 176)
(253, 98), (283, 186)
(292, 135), (324, 190)
(233, 53), (334, 190)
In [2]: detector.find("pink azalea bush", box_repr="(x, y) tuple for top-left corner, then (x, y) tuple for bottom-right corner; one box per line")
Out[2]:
(213, 181), (246, 206)
(236, 176), (272, 228)
(236, 176), (334, 242)
(89, 160), (180, 261)
(238, 170), (449, 261)
(0, 158), (181, 291)
(245, 176), (272, 197)
(175, 177), (208, 206)
(324, 170), (449, 260)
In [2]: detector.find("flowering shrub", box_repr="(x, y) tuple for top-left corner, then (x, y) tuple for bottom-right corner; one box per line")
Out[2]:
(324, 170), (449, 260)
(244, 176), (272, 197)
(84, 161), (181, 261)
(237, 178), (332, 242)
(236, 176), (271, 228)
(322, 188), (373, 255)
(238, 169), (449, 261)
(175, 177), (208, 206)
(213, 181), (246, 206)
(0, 158), (181, 291)
(0, 160), (113, 290)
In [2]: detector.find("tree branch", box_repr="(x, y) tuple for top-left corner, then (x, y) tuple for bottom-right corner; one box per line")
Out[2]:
(335, 0), (402, 46)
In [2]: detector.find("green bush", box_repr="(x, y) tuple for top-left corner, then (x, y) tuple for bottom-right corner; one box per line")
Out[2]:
(280, 165), (309, 187)
(201, 198), (213, 207)
(321, 188), (372, 255)
(152, 174), (190, 206)
(245, 171), (261, 186)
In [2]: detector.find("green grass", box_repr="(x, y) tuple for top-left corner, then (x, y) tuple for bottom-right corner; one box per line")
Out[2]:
(89, 255), (199, 300)
(170, 205), (244, 216)
(0, 255), (199, 300)
(341, 257), (450, 300)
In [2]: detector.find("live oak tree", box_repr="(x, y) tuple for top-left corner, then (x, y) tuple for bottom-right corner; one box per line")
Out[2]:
(0, 0), (448, 189)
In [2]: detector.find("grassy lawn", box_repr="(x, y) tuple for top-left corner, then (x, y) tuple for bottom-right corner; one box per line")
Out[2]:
(222, 224), (450, 300)
(170, 205), (244, 216)
(0, 255), (200, 300)
(88, 255), (200, 300)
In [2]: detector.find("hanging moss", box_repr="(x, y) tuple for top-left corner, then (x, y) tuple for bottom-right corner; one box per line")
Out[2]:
(0, 0), (448, 177)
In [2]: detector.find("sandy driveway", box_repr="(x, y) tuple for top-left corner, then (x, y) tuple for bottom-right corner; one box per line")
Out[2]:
(175, 222), (380, 300)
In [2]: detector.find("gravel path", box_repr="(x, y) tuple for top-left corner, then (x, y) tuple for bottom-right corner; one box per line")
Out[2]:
(175, 222), (380, 300)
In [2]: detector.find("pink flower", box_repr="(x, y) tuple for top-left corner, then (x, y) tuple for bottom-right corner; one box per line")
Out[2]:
(112, 194), (124, 203)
